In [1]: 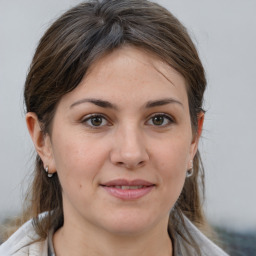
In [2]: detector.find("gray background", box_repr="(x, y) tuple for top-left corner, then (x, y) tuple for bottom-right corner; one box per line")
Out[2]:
(0, 0), (255, 232)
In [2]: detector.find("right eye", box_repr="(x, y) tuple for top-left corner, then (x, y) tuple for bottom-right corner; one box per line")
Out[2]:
(82, 114), (109, 128)
(146, 113), (174, 127)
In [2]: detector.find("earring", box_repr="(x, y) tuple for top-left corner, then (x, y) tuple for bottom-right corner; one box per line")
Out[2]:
(45, 166), (53, 178)
(186, 160), (193, 178)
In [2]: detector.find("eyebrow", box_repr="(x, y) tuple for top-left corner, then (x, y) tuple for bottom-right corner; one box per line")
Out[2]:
(70, 98), (118, 109)
(70, 97), (183, 110)
(145, 98), (183, 108)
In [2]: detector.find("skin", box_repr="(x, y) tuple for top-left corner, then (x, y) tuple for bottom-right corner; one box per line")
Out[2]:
(26, 46), (204, 256)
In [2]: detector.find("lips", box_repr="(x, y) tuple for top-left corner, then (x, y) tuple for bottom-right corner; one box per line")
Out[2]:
(108, 185), (145, 190)
(100, 179), (155, 200)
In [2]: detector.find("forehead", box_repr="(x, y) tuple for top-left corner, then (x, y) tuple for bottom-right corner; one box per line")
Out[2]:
(59, 46), (188, 109)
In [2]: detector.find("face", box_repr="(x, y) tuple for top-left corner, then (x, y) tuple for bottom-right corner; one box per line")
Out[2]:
(39, 46), (201, 236)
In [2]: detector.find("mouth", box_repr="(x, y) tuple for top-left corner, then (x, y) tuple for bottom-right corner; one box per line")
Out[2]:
(104, 185), (148, 190)
(100, 179), (155, 200)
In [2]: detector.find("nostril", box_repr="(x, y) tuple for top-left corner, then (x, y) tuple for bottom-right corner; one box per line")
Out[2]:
(116, 160), (146, 169)
(117, 162), (124, 166)
(138, 161), (145, 166)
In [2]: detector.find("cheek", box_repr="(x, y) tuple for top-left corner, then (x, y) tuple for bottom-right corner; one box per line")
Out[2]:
(151, 136), (191, 205)
(51, 133), (108, 188)
(52, 138), (107, 212)
(152, 135), (191, 176)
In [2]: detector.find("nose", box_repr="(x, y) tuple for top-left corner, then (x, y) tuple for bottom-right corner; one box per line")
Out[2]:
(110, 125), (149, 169)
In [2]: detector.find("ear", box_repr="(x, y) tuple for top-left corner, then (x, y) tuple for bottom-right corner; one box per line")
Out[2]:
(26, 112), (56, 174)
(187, 111), (205, 169)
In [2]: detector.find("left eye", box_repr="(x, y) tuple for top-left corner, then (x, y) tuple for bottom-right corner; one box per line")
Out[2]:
(146, 114), (173, 126)
(82, 115), (108, 127)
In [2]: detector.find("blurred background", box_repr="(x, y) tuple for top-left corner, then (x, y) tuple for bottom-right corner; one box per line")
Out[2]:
(0, 0), (255, 255)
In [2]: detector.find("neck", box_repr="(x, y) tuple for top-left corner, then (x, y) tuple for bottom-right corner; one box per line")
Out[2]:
(53, 217), (173, 256)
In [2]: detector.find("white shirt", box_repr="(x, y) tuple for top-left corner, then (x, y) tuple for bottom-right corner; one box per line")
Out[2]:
(0, 215), (229, 256)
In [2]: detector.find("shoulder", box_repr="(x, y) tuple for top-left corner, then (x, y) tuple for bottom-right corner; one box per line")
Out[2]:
(0, 218), (48, 256)
(175, 216), (229, 256)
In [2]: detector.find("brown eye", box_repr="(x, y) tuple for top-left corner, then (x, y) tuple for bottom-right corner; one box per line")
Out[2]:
(152, 116), (165, 126)
(147, 114), (173, 127)
(82, 114), (108, 128)
(90, 116), (103, 126)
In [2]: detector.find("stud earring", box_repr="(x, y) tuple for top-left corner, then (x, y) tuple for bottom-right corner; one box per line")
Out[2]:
(45, 166), (53, 178)
(186, 160), (193, 178)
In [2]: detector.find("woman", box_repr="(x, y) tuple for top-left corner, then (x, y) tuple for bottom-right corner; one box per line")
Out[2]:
(0, 0), (229, 255)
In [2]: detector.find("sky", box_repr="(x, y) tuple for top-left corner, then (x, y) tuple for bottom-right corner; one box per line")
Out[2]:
(0, 0), (255, 231)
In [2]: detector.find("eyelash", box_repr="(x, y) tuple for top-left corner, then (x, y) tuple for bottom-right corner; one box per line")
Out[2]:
(81, 113), (174, 129)
(81, 114), (110, 129)
(146, 113), (174, 127)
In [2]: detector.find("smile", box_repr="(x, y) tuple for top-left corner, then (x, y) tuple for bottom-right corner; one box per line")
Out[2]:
(109, 185), (145, 190)
(101, 179), (155, 200)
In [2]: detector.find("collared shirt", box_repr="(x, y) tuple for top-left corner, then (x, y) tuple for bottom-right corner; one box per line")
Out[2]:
(0, 215), (229, 256)
(47, 228), (55, 256)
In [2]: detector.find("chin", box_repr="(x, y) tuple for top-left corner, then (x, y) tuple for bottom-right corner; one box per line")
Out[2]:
(99, 210), (162, 236)
(105, 222), (151, 236)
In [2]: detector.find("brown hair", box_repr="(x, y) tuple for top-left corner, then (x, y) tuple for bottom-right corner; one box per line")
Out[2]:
(23, 0), (207, 253)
